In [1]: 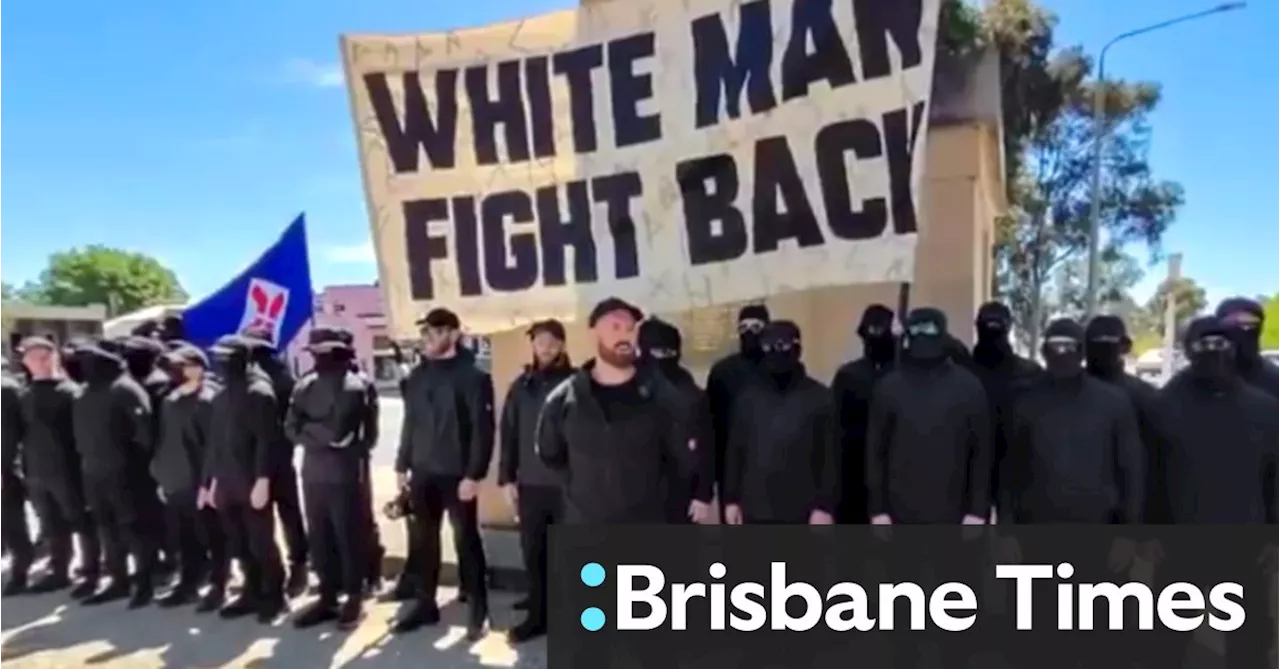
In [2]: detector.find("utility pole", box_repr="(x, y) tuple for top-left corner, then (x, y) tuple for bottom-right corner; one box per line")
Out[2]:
(1160, 253), (1183, 380)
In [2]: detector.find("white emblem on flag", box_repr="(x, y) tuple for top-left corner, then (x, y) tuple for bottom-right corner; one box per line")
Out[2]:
(239, 278), (291, 345)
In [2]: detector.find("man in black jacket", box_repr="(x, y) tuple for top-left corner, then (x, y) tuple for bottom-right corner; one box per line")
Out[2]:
(723, 321), (837, 525)
(201, 334), (287, 623)
(19, 339), (99, 597)
(151, 345), (229, 610)
(333, 327), (384, 596)
(637, 318), (714, 525)
(536, 297), (696, 524)
(499, 318), (574, 643)
(866, 308), (992, 525)
(830, 304), (897, 524)
(968, 301), (1042, 523)
(1215, 297), (1279, 398)
(72, 341), (158, 608)
(1002, 319), (1144, 523)
(393, 308), (495, 638)
(242, 327), (309, 598)
(705, 304), (769, 513)
(121, 335), (178, 579)
(286, 326), (377, 631)
(2, 359), (33, 595)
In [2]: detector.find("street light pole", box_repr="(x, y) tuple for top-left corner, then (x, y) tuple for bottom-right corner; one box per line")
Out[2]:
(1083, 2), (1246, 319)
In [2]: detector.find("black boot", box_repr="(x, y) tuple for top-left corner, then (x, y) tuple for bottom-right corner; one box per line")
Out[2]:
(391, 601), (440, 634)
(285, 565), (308, 599)
(365, 545), (384, 596)
(82, 577), (131, 606)
(128, 580), (154, 609)
(219, 593), (259, 619)
(506, 616), (547, 643)
(195, 586), (225, 614)
(2, 572), (28, 596)
(26, 572), (71, 595)
(157, 581), (199, 608)
(68, 577), (99, 600)
(291, 598), (338, 629)
(386, 576), (417, 602)
(336, 598), (363, 631)
(465, 603), (489, 641)
(256, 593), (287, 624)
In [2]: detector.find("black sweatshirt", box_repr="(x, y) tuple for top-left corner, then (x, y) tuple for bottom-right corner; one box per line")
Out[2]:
(152, 384), (215, 495)
(1003, 375), (1144, 523)
(830, 357), (895, 523)
(286, 369), (377, 484)
(866, 360), (992, 523)
(723, 368), (837, 523)
(202, 375), (279, 504)
(499, 364), (574, 488)
(2, 373), (24, 479)
(1090, 370), (1168, 523)
(705, 353), (761, 483)
(396, 353), (496, 480)
(19, 378), (81, 489)
(73, 356), (153, 480)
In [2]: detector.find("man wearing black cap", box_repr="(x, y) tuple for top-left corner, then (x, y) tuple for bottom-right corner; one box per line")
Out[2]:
(241, 327), (309, 598)
(286, 326), (378, 630)
(498, 318), (574, 643)
(706, 304), (770, 512)
(1000, 318), (1144, 523)
(393, 308), (495, 638)
(120, 335), (178, 578)
(331, 327), (385, 596)
(636, 318), (714, 525)
(2, 356), (33, 595)
(831, 304), (898, 524)
(1215, 297), (1279, 398)
(201, 334), (287, 623)
(15, 337), (100, 598)
(722, 321), (837, 525)
(866, 308), (992, 525)
(151, 345), (229, 610)
(537, 297), (696, 524)
(71, 339), (158, 607)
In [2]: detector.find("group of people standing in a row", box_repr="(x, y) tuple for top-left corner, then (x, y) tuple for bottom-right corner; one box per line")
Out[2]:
(1, 293), (1276, 646)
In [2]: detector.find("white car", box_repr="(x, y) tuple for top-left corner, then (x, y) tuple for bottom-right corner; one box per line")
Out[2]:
(1263, 350), (1279, 366)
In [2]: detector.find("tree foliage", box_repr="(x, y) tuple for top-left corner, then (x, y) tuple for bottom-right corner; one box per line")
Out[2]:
(11, 246), (187, 317)
(1261, 294), (1279, 351)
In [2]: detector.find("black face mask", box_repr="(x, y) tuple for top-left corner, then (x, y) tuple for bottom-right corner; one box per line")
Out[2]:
(761, 349), (800, 377)
(77, 353), (119, 384)
(314, 352), (347, 373)
(123, 352), (155, 380)
(1188, 336), (1236, 384)
(62, 356), (84, 383)
(1228, 324), (1261, 362)
(1043, 348), (1083, 379)
(740, 332), (763, 361)
(1084, 341), (1125, 376)
(904, 334), (946, 364)
(213, 353), (248, 380)
(973, 321), (1010, 363)
(862, 334), (896, 364)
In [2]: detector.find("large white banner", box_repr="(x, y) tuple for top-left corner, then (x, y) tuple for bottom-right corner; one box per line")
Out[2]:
(342, 0), (940, 336)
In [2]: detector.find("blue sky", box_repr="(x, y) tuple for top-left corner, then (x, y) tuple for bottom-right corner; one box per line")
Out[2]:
(3, 0), (1275, 309)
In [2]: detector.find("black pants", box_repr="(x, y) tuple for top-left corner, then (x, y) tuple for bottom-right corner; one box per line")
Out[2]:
(517, 485), (561, 623)
(84, 473), (155, 582)
(2, 473), (33, 571)
(220, 502), (284, 601)
(360, 456), (383, 579)
(408, 475), (488, 614)
(28, 480), (99, 579)
(272, 463), (308, 567)
(163, 489), (229, 588)
(303, 478), (367, 601)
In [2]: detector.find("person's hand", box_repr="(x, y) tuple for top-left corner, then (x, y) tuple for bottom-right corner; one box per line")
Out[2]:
(961, 514), (986, 526)
(396, 471), (410, 490)
(157, 488), (167, 504)
(724, 504), (744, 525)
(458, 478), (480, 503)
(502, 484), (518, 509)
(250, 477), (271, 510)
(1108, 538), (1137, 573)
(870, 514), (893, 526)
(196, 486), (209, 509)
(808, 510), (834, 526)
(688, 500), (713, 524)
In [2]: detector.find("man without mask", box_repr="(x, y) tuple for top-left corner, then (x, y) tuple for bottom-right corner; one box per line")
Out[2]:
(1001, 318), (1143, 523)
(866, 308), (992, 525)
(1215, 297), (1279, 398)
(722, 321), (836, 525)
(831, 305), (897, 524)
(706, 304), (771, 518)
(637, 318), (716, 526)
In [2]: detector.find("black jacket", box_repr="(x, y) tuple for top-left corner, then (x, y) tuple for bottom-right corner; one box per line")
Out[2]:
(499, 364), (574, 488)
(535, 362), (696, 524)
(2, 373), (23, 479)
(1090, 370), (1168, 523)
(660, 365), (715, 508)
(73, 355), (153, 480)
(723, 368), (837, 523)
(705, 353), (762, 481)
(1003, 375), (1144, 523)
(286, 369), (378, 484)
(1238, 357), (1280, 399)
(969, 353), (1041, 511)
(830, 357), (895, 523)
(396, 353), (496, 480)
(1157, 372), (1278, 524)
(866, 360), (992, 523)
(18, 378), (81, 489)
(152, 384), (215, 495)
(252, 363), (297, 470)
(202, 374), (279, 505)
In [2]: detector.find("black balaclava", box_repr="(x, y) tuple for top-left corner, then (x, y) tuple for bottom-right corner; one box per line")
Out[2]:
(122, 336), (162, 381)
(858, 304), (896, 365)
(160, 315), (186, 344)
(759, 320), (803, 384)
(1184, 316), (1236, 386)
(1215, 297), (1264, 366)
(902, 307), (949, 366)
(737, 304), (771, 362)
(1041, 318), (1085, 380)
(972, 301), (1014, 367)
(314, 348), (352, 374)
(212, 340), (250, 381)
(638, 318), (684, 380)
(1084, 314), (1130, 378)
(61, 340), (88, 383)
(76, 345), (124, 386)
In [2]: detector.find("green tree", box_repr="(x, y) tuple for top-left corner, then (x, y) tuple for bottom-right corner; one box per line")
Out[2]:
(1142, 276), (1207, 330)
(20, 246), (187, 316)
(1261, 294), (1279, 351)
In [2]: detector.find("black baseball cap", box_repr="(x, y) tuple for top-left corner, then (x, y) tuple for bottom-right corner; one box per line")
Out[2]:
(526, 319), (567, 341)
(163, 345), (209, 369)
(416, 308), (460, 330)
(306, 325), (354, 352)
(588, 297), (643, 327)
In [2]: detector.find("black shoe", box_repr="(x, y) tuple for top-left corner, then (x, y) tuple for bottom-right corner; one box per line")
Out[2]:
(292, 599), (338, 629)
(69, 578), (99, 600)
(27, 572), (71, 595)
(386, 578), (417, 602)
(3, 573), (28, 596)
(219, 594), (258, 619)
(391, 602), (441, 634)
(82, 579), (130, 606)
(195, 587), (225, 614)
(336, 599), (363, 631)
(127, 581), (154, 609)
(285, 566), (309, 599)
(506, 618), (547, 644)
(257, 596), (287, 624)
(157, 584), (198, 608)
(466, 607), (489, 641)
(512, 597), (530, 611)
(457, 591), (469, 604)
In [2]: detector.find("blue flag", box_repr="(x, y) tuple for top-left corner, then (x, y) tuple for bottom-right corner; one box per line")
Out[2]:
(183, 213), (314, 350)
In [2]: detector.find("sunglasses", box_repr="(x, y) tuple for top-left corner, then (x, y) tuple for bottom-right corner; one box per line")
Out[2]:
(1189, 336), (1233, 353)
(760, 340), (798, 354)
(906, 322), (941, 337)
(738, 320), (766, 335)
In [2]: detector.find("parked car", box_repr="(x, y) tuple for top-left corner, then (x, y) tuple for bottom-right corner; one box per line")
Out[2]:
(1263, 350), (1279, 366)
